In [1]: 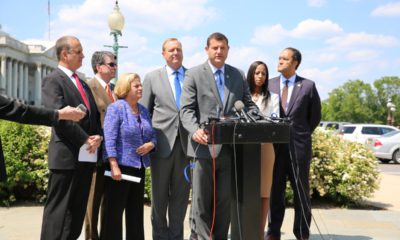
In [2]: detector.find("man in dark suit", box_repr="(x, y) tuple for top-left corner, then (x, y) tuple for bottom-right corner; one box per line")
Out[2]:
(180, 32), (257, 240)
(40, 36), (102, 240)
(84, 51), (117, 240)
(0, 95), (85, 182)
(267, 47), (321, 240)
(140, 38), (190, 240)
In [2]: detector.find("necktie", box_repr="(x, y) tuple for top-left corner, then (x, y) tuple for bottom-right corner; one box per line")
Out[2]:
(174, 71), (181, 109)
(72, 73), (90, 111)
(281, 80), (289, 112)
(105, 84), (115, 102)
(215, 69), (224, 102)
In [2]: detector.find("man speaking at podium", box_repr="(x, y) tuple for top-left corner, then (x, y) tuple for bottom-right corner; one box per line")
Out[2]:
(180, 32), (256, 240)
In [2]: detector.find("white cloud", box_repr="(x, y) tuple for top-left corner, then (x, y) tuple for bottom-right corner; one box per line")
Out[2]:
(308, 0), (327, 8)
(300, 67), (340, 83)
(326, 32), (399, 49)
(250, 24), (288, 45)
(291, 19), (343, 39)
(371, 2), (400, 17)
(45, 0), (215, 77)
(251, 19), (342, 45)
(345, 49), (380, 61)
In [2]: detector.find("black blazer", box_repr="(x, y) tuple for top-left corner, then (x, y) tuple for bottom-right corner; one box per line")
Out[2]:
(269, 75), (321, 163)
(0, 94), (59, 181)
(42, 68), (101, 170)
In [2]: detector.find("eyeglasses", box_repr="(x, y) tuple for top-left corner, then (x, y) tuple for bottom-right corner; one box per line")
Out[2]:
(103, 62), (117, 68)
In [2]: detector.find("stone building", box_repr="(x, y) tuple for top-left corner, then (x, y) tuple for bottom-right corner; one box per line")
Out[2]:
(0, 27), (57, 105)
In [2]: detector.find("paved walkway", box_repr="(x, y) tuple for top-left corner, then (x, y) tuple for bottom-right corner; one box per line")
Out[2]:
(0, 173), (399, 240)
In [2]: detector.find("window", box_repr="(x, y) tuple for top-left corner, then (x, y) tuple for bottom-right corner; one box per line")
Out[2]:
(361, 127), (380, 135)
(341, 126), (356, 134)
(381, 127), (396, 135)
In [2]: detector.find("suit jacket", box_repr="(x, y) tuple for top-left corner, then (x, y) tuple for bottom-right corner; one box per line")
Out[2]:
(42, 68), (101, 170)
(140, 67), (188, 159)
(268, 75), (321, 163)
(180, 61), (257, 159)
(87, 77), (115, 128)
(0, 94), (59, 181)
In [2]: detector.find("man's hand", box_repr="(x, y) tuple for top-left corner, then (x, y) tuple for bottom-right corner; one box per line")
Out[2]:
(136, 142), (155, 156)
(58, 106), (86, 121)
(192, 128), (208, 145)
(86, 135), (103, 153)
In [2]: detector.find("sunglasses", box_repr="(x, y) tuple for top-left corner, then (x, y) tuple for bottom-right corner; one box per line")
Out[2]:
(103, 62), (117, 68)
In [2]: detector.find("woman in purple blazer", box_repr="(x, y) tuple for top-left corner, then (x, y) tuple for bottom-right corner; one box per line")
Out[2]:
(102, 73), (156, 240)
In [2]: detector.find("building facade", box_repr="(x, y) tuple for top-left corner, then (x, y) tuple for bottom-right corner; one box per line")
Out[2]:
(0, 28), (57, 105)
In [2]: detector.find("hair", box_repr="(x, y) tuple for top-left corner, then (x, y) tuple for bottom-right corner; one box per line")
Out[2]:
(162, 38), (180, 52)
(285, 47), (302, 69)
(91, 51), (116, 74)
(206, 32), (229, 47)
(55, 36), (78, 61)
(114, 73), (141, 99)
(246, 61), (270, 103)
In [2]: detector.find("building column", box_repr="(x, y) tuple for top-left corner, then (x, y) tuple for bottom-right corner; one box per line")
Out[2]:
(18, 62), (24, 100)
(0, 56), (6, 94)
(35, 63), (42, 106)
(24, 64), (29, 101)
(6, 58), (12, 96)
(12, 60), (18, 98)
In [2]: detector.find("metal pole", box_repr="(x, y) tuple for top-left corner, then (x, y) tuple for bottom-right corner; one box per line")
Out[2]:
(104, 30), (127, 82)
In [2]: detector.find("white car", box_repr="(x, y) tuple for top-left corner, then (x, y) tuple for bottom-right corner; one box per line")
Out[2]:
(366, 130), (400, 164)
(339, 124), (398, 144)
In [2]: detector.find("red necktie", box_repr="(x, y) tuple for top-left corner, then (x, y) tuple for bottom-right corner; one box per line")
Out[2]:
(72, 73), (90, 111)
(281, 80), (289, 112)
(105, 84), (115, 103)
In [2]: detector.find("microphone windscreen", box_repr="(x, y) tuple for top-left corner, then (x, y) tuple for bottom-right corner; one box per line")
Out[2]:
(234, 100), (245, 111)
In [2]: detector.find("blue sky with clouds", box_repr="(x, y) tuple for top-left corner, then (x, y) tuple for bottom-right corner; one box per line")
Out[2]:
(1, 0), (399, 99)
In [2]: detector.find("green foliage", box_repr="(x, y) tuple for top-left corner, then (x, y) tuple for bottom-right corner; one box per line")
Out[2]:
(309, 129), (380, 204)
(0, 120), (50, 205)
(322, 76), (400, 125)
(144, 168), (152, 203)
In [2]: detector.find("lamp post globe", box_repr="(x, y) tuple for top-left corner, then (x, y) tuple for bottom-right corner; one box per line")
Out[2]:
(108, 1), (125, 34)
(105, 1), (128, 82)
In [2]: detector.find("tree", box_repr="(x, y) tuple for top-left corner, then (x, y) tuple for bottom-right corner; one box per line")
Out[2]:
(323, 80), (378, 123)
(373, 76), (400, 125)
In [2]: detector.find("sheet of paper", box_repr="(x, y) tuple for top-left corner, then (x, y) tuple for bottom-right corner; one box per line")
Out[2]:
(78, 144), (97, 163)
(104, 170), (142, 183)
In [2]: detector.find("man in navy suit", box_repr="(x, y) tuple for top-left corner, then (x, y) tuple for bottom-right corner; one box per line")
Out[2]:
(40, 36), (102, 240)
(267, 47), (321, 240)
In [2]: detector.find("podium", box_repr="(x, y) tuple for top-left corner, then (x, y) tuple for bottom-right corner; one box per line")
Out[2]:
(204, 121), (290, 240)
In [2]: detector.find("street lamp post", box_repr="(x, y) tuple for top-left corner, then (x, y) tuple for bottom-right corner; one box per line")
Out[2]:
(104, 0), (127, 81)
(386, 98), (396, 126)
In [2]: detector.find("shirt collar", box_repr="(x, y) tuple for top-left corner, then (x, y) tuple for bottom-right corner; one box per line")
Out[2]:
(208, 61), (225, 75)
(165, 65), (184, 77)
(58, 65), (74, 78)
(94, 75), (108, 89)
(280, 73), (297, 85)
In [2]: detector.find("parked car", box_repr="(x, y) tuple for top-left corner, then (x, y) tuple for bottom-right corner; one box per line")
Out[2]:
(318, 121), (351, 132)
(339, 124), (398, 144)
(366, 130), (400, 164)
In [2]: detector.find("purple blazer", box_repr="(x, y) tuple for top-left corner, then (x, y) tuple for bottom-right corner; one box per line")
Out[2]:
(104, 99), (156, 168)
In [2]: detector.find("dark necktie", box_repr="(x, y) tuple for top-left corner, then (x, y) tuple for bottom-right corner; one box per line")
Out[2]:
(72, 73), (90, 111)
(174, 71), (181, 108)
(105, 84), (115, 103)
(281, 80), (289, 112)
(216, 69), (224, 102)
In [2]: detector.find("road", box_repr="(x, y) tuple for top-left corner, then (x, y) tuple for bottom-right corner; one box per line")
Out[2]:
(378, 162), (400, 175)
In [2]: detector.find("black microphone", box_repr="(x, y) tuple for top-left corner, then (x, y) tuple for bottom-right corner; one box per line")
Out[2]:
(247, 109), (263, 122)
(234, 100), (252, 123)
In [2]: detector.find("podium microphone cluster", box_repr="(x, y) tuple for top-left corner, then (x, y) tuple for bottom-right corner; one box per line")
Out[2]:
(233, 100), (254, 123)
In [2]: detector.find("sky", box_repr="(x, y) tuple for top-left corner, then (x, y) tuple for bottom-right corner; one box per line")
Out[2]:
(1, 0), (399, 100)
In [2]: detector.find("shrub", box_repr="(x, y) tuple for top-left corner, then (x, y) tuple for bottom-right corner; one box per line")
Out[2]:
(309, 129), (380, 204)
(0, 120), (50, 206)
